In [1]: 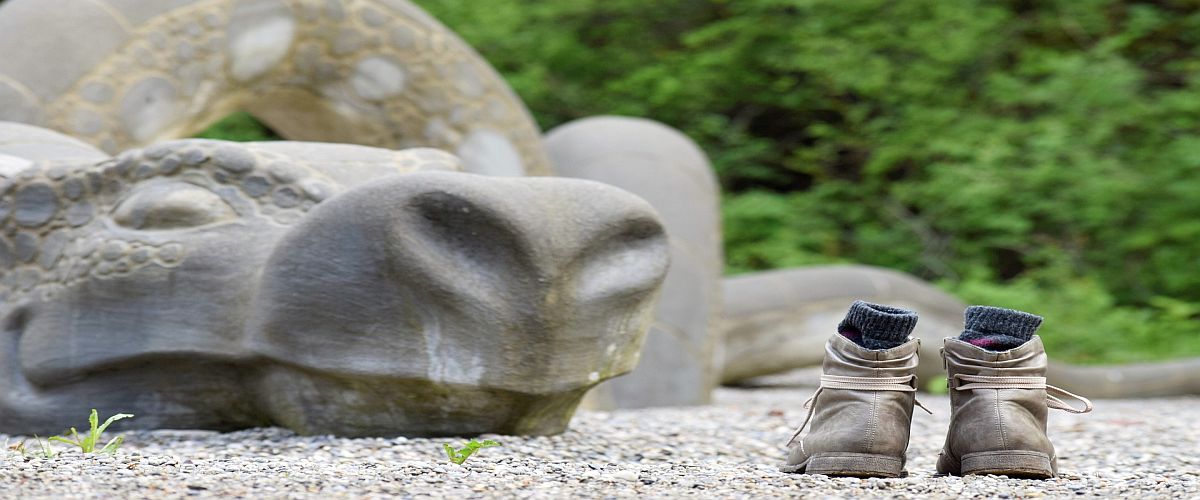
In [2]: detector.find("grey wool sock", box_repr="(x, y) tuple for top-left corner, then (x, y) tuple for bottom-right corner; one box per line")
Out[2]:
(837, 300), (919, 350)
(958, 305), (1043, 351)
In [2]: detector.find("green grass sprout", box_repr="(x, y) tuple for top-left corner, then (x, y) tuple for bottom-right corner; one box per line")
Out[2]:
(32, 435), (55, 458)
(48, 409), (133, 454)
(443, 439), (501, 465)
(11, 435), (57, 458)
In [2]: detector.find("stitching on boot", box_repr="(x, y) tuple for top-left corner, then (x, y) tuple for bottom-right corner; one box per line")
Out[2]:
(866, 391), (879, 453)
(995, 390), (1007, 449)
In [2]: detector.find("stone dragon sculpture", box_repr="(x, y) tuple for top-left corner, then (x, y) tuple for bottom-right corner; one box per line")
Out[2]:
(0, 121), (671, 436)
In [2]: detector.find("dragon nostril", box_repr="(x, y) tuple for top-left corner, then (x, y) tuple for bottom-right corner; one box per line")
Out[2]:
(409, 190), (533, 288)
(572, 217), (670, 305)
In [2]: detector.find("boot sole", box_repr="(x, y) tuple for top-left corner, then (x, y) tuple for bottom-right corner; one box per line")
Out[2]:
(960, 450), (1054, 479)
(804, 452), (905, 478)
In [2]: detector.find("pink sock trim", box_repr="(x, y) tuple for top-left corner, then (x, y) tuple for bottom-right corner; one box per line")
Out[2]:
(967, 338), (999, 348)
(839, 328), (863, 344)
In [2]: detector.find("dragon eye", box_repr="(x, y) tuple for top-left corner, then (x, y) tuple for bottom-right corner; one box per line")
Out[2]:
(113, 181), (237, 230)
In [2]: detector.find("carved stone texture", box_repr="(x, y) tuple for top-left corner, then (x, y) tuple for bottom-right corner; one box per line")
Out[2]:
(546, 116), (722, 409)
(0, 123), (668, 436)
(720, 265), (965, 387)
(0, 0), (552, 175)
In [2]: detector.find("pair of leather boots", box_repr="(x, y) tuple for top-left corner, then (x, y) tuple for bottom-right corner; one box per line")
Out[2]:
(781, 333), (1093, 479)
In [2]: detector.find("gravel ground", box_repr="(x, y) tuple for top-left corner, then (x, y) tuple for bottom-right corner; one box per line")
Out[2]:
(2, 371), (1197, 499)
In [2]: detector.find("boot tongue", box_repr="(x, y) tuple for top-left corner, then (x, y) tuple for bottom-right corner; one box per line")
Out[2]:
(943, 336), (1048, 376)
(823, 334), (919, 377)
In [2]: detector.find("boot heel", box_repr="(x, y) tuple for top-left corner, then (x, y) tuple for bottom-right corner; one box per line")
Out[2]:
(806, 452), (905, 478)
(961, 450), (1054, 478)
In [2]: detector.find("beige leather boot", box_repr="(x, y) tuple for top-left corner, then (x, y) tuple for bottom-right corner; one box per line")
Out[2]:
(781, 334), (930, 477)
(937, 336), (1093, 478)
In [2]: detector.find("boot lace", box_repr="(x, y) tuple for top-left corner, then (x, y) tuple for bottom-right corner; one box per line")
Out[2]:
(949, 374), (1094, 414)
(785, 373), (932, 446)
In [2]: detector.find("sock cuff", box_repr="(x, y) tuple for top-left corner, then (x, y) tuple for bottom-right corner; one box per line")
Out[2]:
(963, 306), (1042, 339)
(838, 300), (918, 345)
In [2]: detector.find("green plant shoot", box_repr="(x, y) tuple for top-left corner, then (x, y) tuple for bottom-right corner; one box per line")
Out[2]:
(11, 435), (57, 459)
(443, 439), (500, 465)
(32, 435), (55, 458)
(48, 409), (133, 454)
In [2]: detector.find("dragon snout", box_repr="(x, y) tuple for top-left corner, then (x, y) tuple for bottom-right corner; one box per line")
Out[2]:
(242, 171), (669, 436)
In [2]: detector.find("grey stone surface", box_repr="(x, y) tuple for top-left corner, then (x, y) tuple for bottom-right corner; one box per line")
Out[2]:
(0, 122), (108, 162)
(546, 116), (722, 409)
(13, 183), (58, 227)
(0, 0), (129, 100)
(0, 81), (43, 125)
(0, 127), (669, 437)
(99, 0), (198, 25)
(0, 0), (554, 175)
(225, 0), (296, 82)
(457, 128), (527, 177)
(119, 77), (181, 143)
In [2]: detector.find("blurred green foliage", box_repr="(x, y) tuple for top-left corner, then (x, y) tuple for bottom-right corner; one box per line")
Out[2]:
(190, 0), (1200, 363)
(193, 111), (279, 142)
